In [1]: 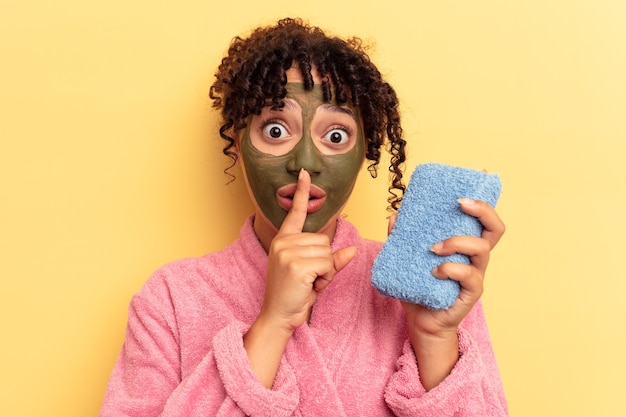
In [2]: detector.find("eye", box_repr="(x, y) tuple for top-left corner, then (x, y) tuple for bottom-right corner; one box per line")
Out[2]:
(262, 122), (289, 140)
(322, 128), (350, 145)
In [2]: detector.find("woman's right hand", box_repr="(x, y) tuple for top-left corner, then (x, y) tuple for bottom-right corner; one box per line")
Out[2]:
(243, 169), (355, 387)
(262, 168), (355, 331)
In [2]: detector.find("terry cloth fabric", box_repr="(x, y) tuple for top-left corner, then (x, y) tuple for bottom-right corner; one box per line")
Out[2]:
(99, 215), (508, 416)
(372, 163), (502, 310)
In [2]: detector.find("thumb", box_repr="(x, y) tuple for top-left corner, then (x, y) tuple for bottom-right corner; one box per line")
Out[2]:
(313, 246), (357, 293)
(333, 246), (357, 273)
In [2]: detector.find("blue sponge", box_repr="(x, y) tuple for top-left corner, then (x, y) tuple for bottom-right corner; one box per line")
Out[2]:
(371, 163), (502, 310)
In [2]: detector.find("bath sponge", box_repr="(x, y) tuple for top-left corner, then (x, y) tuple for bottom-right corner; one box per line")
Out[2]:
(371, 163), (502, 310)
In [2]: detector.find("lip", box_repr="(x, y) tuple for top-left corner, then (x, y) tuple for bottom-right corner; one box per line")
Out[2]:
(276, 183), (327, 213)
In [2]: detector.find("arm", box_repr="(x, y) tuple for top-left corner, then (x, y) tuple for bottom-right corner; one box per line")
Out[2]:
(243, 169), (355, 388)
(385, 302), (508, 417)
(385, 198), (508, 415)
(100, 170), (355, 416)
(99, 284), (299, 417)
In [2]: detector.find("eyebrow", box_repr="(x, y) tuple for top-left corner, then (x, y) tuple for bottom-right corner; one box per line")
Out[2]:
(283, 99), (300, 110)
(265, 99), (356, 119)
(318, 103), (356, 119)
(267, 98), (299, 110)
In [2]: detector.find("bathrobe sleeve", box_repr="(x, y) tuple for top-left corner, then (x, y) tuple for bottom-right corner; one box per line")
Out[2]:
(383, 302), (508, 417)
(98, 284), (300, 417)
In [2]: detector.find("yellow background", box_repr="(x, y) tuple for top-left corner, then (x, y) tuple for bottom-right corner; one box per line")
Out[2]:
(1, 1), (625, 416)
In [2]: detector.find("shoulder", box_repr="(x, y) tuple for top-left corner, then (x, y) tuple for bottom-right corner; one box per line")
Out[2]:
(131, 218), (266, 316)
(132, 254), (222, 308)
(142, 217), (258, 287)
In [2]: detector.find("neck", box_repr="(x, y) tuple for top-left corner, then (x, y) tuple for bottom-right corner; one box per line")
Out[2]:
(252, 215), (277, 253)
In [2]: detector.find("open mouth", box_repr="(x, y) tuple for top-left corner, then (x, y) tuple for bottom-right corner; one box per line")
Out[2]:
(276, 183), (327, 213)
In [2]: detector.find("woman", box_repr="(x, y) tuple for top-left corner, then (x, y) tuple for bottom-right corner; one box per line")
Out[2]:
(100, 18), (507, 416)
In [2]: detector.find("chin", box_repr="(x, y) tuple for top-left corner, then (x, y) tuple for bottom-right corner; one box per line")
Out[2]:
(302, 214), (337, 234)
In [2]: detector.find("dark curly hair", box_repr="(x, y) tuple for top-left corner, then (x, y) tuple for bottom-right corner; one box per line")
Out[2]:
(209, 18), (406, 211)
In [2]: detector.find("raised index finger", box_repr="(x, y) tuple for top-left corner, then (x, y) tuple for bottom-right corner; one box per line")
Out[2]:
(278, 168), (311, 235)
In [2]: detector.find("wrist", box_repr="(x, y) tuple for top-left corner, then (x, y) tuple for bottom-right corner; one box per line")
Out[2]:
(410, 329), (459, 362)
(409, 328), (460, 391)
(243, 313), (295, 389)
(253, 310), (297, 340)
(410, 325), (458, 344)
(259, 301), (307, 333)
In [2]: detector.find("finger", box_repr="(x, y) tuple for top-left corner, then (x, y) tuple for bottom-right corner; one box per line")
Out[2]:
(457, 198), (505, 248)
(333, 246), (357, 273)
(313, 246), (357, 293)
(279, 169), (311, 236)
(432, 262), (484, 298)
(430, 236), (491, 272)
(283, 243), (333, 260)
(387, 213), (398, 236)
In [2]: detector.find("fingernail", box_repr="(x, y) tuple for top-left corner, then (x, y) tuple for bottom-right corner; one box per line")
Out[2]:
(430, 242), (443, 253)
(298, 168), (305, 179)
(458, 198), (475, 206)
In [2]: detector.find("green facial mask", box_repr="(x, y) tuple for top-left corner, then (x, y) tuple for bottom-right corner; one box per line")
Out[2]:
(240, 83), (364, 232)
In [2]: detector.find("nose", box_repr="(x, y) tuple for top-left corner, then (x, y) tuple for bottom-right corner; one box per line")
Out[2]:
(286, 134), (323, 176)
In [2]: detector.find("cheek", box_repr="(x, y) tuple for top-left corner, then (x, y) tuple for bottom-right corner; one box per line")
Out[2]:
(243, 154), (287, 190)
(240, 129), (287, 183)
(323, 153), (364, 202)
(240, 145), (294, 213)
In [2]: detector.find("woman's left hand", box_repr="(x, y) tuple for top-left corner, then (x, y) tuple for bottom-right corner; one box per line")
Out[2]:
(388, 198), (505, 389)
(399, 198), (505, 335)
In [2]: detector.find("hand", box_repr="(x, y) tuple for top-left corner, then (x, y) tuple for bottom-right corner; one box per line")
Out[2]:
(388, 198), (505, 389)
(390, 198), (505, 336)
(260, 169), (356, 333)
(244, 169), (356, 388)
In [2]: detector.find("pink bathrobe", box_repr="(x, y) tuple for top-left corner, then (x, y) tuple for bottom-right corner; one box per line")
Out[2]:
(100, 216), (508, 416)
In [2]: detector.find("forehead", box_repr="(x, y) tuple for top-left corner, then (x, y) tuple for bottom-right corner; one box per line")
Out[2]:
(281, 83), (356, 117)
(283, 65), (348, 107)
(285, 65), (323, 84)
(284, 83), (328, 103)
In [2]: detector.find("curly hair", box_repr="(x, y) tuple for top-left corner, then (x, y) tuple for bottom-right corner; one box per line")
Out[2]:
(209, 18), (407, 211)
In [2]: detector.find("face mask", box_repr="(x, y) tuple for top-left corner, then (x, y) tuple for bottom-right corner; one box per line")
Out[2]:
(240, 83), (364, 232)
